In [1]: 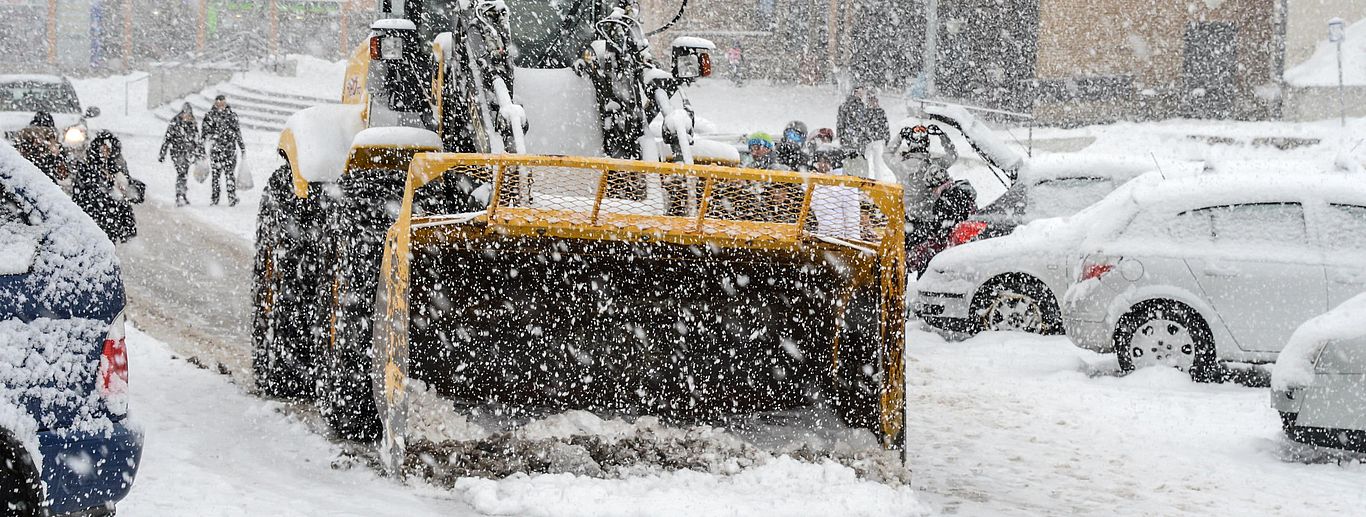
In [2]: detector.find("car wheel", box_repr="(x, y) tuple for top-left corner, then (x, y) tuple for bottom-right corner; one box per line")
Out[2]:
(1113, 301), (1219, 382)
(972, 276), (1061, 335)
(0, 432), (43, 517)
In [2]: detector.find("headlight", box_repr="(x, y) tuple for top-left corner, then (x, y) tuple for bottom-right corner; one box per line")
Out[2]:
(380, 36), (404, 60)
(64, 126), (87, 145)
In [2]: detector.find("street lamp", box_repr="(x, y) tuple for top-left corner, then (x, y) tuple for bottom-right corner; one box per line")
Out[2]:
(1329, 17), (1346, 127)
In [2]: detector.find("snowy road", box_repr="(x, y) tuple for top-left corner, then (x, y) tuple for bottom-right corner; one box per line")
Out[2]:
(65, 70), (1366, 516)
(117, 328), (476, 516)
(119, 198), (255, 381)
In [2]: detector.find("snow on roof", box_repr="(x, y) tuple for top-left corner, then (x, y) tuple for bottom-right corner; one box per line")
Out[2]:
(1018, 155), (1191, 184)
(351, 126), (441, 149)
(281, 104), (365, 184)
(0, 74), (65, 84)
(1284, 17), (1366, 87)
(1127, 170), (1366, 210)
(0, 141), (117, 301)
(1272, 293), (1366, 391)
(372, 18), (417, 31)
(671, 36), (716, 50)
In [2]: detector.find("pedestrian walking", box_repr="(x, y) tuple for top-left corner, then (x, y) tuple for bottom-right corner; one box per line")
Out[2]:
(159, 103), (202, 207)
(201, 95), (245, 206)
(13, 111), (71, 192)
(72, 131), (137, 243)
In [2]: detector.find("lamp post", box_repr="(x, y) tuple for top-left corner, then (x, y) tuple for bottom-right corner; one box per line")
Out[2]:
(1329, 17), (1346, 128)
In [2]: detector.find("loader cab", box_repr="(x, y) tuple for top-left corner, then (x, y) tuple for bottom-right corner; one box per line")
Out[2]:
(399, 0), (614, 68)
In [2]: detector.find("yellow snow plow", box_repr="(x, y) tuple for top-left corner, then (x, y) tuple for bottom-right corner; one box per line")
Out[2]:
(371, 153), (908, 471)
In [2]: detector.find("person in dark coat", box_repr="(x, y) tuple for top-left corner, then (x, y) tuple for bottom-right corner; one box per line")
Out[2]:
(774, 120), (812, 172)
(159, 103), (202, 207)
(13, 111), (70, 192)
(201, 95), (245, 206)
(72, 131), (137, 243)
(836, 86), (870, 153)
(866, 96), (890, 145)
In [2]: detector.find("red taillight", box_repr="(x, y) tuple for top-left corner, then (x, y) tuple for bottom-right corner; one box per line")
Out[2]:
(369, 35), (382, 60)
(99, 313), (129, 415)
(699, 52), (712, 78)
(949, 221), (988, 246)
(1080, 263), (1114, 281)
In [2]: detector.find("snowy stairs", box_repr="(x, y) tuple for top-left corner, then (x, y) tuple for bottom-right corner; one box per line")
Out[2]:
(153, 82), (334, 134)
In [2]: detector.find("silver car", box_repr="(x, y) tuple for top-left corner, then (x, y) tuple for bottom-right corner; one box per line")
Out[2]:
(914, 157), (1190, 336)
(0, 74), (100, 150)
(1271, 293), (1366, 452)
(1063, 172), (1366, 381)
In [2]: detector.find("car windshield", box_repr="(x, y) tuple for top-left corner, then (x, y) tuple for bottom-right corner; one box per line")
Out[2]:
(0, 81), (80, 114)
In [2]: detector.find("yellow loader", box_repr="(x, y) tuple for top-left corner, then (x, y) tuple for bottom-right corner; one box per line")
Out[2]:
(249, 0), (907, 471)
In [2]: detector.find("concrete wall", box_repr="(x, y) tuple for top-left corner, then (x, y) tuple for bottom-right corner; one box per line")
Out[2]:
(1031, 0), (1278, 124)
(1284, 1), (1366, 68)
(145, 63), (234, 110)
(1282, 85), (1366, 121)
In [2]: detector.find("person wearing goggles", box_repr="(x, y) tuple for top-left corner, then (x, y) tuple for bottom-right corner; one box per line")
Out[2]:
(776, 120), (811, 171)
(884, 121), (958, 244)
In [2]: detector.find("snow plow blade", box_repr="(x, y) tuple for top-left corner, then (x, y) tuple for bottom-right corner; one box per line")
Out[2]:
(371, 154), (906, 472)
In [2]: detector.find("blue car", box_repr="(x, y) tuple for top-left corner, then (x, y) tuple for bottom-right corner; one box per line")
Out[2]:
(0, 141), (140, 516)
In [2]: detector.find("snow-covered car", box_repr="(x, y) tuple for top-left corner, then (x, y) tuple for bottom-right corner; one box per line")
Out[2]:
(0, 75), (101, 153)
(947, 155), (1164, 246)
(914, 158), (1173, 336)
(1270, 293), (1366, 453)
(0, 141), (141, 515)
(1062, 172), (1366, 381)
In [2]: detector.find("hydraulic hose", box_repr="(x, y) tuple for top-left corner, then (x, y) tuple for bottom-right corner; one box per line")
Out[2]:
(645, 0), (689, 36)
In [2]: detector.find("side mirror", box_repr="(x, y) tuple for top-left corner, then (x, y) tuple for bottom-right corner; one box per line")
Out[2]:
(84, 106), (101, 118)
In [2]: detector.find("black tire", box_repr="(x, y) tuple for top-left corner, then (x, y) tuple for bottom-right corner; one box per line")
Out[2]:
(970, 275), (1062, 336)
(825, 285), (888, 441)
(251, 165), (320, 399)
(0, 431), (43, 517)
(314, 168), (406, 441)
(1113, 300), (1220, 383)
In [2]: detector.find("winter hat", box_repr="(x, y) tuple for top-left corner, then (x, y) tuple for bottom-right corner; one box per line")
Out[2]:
(814, 127), (835, 142)
(30, 111), (54, 128)
(783, 121), (808, 142)
(746, 132), (774, 149)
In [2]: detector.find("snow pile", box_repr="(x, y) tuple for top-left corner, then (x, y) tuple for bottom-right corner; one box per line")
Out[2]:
(449, 455), (928, 517)
(1284, 17), (1366, 87)
(281, 104), (365, 183)
(1271, 293), (1366, 391)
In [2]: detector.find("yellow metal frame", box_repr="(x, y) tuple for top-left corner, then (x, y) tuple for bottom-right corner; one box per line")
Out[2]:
(374, 153), (907, 447)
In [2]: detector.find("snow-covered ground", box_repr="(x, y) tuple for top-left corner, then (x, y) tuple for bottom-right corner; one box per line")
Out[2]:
(60, 63), (1366, 516)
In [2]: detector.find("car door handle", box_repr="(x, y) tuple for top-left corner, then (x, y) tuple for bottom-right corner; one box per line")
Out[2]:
(1332, 273), (1366, 284)
(1202, 264), (1239, 277)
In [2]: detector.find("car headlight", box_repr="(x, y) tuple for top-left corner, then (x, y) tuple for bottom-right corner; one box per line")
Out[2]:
(64, 126), (87, 145)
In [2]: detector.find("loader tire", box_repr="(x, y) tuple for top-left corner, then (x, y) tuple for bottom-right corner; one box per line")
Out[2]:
(314, 168), (406, 441)
(828, 329), (882, 432)
(251, 165), (318, 399)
